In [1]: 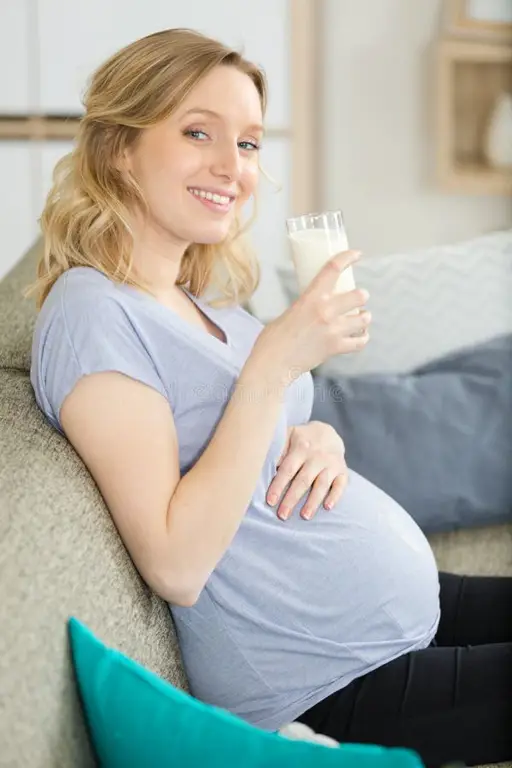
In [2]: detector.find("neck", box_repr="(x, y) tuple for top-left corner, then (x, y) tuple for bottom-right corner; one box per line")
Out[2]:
(130, 219), (190, 302)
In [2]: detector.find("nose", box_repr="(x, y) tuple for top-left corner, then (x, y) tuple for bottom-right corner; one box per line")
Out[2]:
(210, 138), (241, 182)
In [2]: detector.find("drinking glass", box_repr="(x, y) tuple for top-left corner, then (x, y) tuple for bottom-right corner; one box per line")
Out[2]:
(286, 210), (356, 301)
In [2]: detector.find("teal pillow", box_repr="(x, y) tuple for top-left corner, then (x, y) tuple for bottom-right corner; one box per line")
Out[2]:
(68, 618), (425, 768)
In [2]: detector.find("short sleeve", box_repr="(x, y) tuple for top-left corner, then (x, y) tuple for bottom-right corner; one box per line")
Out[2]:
(33, 291), (169, 434)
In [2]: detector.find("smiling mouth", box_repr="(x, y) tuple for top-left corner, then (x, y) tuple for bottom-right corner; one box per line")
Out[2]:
(188, 187), (235, 213)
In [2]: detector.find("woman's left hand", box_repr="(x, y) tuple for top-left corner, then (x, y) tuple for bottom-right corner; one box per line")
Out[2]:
(266, 421), (348, 521)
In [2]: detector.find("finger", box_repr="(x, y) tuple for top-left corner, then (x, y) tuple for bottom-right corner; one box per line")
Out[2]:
(277, 461), (324, 520)
(329, 289), (370, 318)
(267, 448), (309, 506)
(324, 472), (349, 510)
(333, 328), (371, 355)
(300, 469), (335, 520)
(276, 430), (292, 468)
(305, 250), (362, 298)
(343, 309), (372, 337)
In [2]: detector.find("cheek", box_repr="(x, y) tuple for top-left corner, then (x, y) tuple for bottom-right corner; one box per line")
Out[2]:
(239, 162), (259, 203)
(129, 151), (167, 202)
(131, 140), (187, 198)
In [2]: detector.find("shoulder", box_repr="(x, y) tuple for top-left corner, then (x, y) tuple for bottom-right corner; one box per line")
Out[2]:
(54, 265), (124, 312)
(31, 267), (169, 433)
(33, 266), (162, 385)
(37, 267), (138, 341)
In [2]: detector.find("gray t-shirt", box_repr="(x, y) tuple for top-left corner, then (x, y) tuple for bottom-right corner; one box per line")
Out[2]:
(31, 266), (440, 731)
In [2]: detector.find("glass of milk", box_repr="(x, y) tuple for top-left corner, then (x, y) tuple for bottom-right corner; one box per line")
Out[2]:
(286, 210), (357, 310)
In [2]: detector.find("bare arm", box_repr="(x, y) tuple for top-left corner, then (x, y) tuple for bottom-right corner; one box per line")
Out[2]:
(61, 251), (370, 606)
(61, 349), (287, 607)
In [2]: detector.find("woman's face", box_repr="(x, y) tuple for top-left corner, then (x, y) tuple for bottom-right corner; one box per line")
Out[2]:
(124, 65), (263, 248)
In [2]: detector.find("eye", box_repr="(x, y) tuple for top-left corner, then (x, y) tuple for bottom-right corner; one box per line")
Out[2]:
(184, 129), (209, 141)
(239, 140), (261, 152)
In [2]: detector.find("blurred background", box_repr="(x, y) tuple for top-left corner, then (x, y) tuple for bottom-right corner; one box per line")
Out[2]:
(1, 8), (512, 760)
(0, 0), (511, 327)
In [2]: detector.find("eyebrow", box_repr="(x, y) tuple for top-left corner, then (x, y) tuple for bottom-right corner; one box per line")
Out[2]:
(181, 108), (264, 134)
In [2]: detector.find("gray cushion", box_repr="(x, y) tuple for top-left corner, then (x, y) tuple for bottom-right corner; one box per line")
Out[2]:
(2, 243), (512, 768)
(278, 229), (512, 377)
(311, 335), (512, 533)
(0, 242), (188, 766)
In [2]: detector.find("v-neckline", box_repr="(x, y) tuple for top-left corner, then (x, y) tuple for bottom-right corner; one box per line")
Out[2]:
(181, 287), (230, 348)
(74, 266), (236, 359)
(110, 274), (233, 351)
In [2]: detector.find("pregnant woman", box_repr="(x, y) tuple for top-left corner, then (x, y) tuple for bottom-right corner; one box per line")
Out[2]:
(28, 29), (511, 768)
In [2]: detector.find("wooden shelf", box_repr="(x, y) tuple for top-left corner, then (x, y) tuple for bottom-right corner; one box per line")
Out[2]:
(439, 162), (512, 194)
(0, 115), (292, 142)
(0, 115), (81, 140)
(436, 39), (512, 195)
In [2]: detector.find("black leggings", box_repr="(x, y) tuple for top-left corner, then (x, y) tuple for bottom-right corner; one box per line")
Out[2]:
(297, 573), (512, 768)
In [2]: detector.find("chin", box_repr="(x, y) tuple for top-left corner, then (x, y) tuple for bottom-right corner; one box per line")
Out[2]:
(192, 226), (233, 245)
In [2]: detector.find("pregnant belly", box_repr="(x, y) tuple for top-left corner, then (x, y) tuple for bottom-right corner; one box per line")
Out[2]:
(311, 470), (440, 642)
(217, 470), (440, 653)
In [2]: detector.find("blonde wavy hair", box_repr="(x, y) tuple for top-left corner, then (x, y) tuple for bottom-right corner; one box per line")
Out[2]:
(23, 28), (268, 311)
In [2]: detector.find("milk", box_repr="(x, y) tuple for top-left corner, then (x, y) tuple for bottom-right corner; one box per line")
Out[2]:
(287, 228), (356, 297)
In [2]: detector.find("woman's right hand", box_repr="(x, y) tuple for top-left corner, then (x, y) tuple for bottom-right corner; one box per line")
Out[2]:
(253, 250), (371, 385)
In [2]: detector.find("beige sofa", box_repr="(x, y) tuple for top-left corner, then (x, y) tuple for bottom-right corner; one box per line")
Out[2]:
(1, 241), (511, 767)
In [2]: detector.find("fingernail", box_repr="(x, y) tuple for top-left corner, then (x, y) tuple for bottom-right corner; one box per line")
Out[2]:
(324, 501), (333, 510)
(279, 507), (290, 520)
(268, 494), (278, 506)
(302, 510), (312, 520)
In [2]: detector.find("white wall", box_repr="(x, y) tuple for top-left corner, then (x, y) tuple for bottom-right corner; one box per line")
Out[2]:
(0, 0), (294, 312)
(2, 0), (510, 300)
(320, 0), (512, 256)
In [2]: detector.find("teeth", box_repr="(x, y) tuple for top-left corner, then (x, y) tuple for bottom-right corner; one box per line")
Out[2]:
(190, 188), (231, 205)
